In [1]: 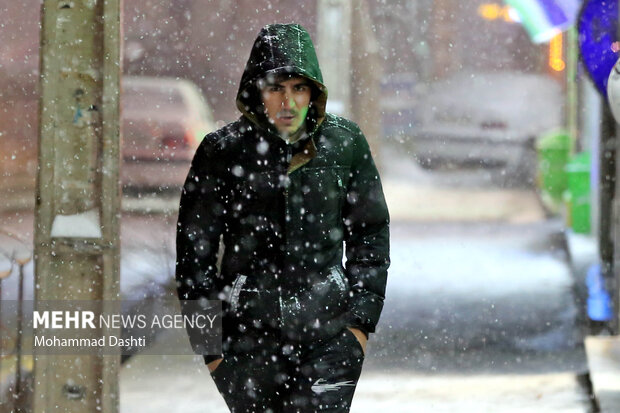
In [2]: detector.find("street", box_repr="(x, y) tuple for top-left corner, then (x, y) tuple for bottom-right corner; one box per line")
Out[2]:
(116, 216), (593, 412)
(116, 197), (593, 412)
(0, 155), (596, 412)
(5, 0), (616, 410)
(371, 220), (586, 374)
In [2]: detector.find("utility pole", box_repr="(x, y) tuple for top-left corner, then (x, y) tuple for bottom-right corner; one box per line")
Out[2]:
(350, 0), (382, 162)
(606, 1), (620, 334)
(429, 0), (457, 80)
(566, 27), (579, 153)
(34, 0), (121, 412)
(317, 0), (353, 118)
(599, 1), (620, 334)
(317, 0), (382, 163)
(614, 0), (620, 334)
(607, 100), (618, 333)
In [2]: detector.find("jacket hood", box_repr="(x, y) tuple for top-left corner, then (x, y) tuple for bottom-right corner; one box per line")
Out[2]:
(236, 23), (328, 135)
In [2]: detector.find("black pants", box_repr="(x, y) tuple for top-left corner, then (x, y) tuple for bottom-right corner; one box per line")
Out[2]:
(210, 328), (365, 412)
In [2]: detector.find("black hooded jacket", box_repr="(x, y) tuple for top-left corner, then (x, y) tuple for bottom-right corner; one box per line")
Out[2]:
(176, 24), (390, 363)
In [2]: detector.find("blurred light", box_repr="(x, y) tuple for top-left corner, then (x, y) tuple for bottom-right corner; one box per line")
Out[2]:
(479, 4), (501, 20)
(612, 42), (620, 53)
(507, 7), (521, 23)
(478, 3), (519, 23)
(536, 28), (562, 44)
(549, 33), (565, 72)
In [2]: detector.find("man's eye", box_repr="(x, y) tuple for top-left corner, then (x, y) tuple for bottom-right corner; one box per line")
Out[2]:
(295, 85), (309, 91)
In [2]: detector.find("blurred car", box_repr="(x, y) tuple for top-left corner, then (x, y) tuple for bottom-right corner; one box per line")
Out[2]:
(380, 72), (419, 139)
(408, 71), (562, 179)
(121, 76), (216, 192)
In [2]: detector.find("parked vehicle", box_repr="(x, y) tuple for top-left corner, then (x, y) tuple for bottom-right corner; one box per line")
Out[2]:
(121, 76), (216, 192)
(407, 71), (562, 181)
(380, 72), (419, 139)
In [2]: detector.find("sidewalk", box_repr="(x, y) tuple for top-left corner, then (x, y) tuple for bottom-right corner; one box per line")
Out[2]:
(1, 178), (548, 223)
(121, 354), (589, 413)
(383, 180), (545, 223)
(565, 231), (620, 412)
(120, 331), (589, 413)
(585, 336), (620, 412)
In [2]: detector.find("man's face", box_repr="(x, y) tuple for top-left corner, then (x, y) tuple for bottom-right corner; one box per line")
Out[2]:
(260, 76), (312, 135)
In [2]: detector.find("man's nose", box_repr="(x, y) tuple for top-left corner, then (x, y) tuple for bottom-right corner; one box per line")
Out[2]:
(281, 94), (295, 109)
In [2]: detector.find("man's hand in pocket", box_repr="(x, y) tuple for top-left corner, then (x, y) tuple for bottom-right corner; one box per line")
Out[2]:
(208, 358), (223, 373)
(347, 327), (367, 356)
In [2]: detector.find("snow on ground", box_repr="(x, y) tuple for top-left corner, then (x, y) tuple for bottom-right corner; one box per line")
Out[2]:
(353, 371), (588, 413)
(120, 353), (588, 413)
(379, 144), (546, 223)
(384, 180), (546, 223)
(387, 224), (571, 298)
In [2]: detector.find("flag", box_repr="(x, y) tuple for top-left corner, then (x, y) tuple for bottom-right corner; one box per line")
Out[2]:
(578, 0), (618, 97)
(504, 0), (582, 43)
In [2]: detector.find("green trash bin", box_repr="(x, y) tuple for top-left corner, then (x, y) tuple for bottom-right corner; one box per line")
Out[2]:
(564, 152), (591, 234)
(536, 130), (571, 206)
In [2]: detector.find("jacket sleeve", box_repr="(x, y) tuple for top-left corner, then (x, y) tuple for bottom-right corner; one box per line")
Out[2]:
(343, 127), (390, 335)
(175, 137), (226, 363)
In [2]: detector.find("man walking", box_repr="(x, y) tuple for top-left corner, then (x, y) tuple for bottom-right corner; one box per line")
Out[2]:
(176, 23), (390, 412)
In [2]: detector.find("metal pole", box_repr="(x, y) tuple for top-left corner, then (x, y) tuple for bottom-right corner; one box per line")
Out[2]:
(601, 102), (617, 333)
(598, 0), (620, 334)
(14, 262), (24, 412)
(0, 277), (3, 401)
(615, 0), (620, 335)
(566, 27), (579, 153)
(0, 250), (13, 403)
(0, 234), (28, 409)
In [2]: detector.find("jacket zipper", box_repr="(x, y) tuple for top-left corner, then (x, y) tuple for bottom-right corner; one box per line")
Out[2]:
(284, 144), (292, 256)
(337, 173), (345, 218)
(279, 144), (293, 335)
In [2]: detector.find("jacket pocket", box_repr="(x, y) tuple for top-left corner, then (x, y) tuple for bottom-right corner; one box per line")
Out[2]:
(279, 265), (351, 342)
(326, 265), (349, 294)
(225, 274), (281, 330)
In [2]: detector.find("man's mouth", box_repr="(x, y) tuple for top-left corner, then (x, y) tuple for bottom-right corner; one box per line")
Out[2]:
(277, 112), (297, 125)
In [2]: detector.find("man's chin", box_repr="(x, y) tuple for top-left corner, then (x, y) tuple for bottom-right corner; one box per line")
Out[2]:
(277, 125), (303, 135)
